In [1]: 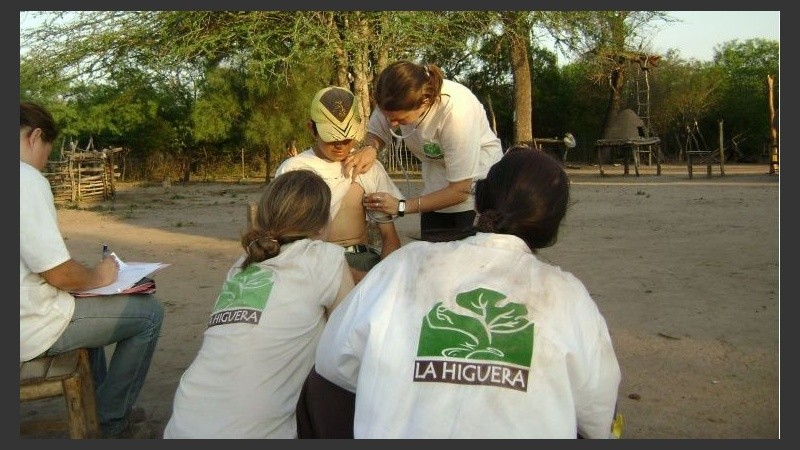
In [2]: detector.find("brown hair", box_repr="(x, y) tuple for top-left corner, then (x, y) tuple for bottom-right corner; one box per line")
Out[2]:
(474, 146), (570, 251)
(20, 101), (59, 143)
(240, 170), (331, 268)
(373, 61), (444, 111)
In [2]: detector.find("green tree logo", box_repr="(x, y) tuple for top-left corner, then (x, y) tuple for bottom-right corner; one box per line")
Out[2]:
(417, 287), (534, 366)
(422, 142), (443, 159)
(212, 265), (274, 312)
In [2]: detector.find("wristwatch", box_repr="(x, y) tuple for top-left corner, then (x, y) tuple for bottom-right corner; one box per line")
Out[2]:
(397, 199), (406, 217)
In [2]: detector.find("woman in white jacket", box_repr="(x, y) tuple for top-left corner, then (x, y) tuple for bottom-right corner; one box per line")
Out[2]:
(312, 146), (622, 439)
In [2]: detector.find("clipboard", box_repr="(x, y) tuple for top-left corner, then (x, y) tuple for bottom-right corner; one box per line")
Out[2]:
(71, 253), (170, 297)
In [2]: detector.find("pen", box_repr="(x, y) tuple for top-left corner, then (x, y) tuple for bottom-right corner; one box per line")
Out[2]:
(102, 244), (109, 258)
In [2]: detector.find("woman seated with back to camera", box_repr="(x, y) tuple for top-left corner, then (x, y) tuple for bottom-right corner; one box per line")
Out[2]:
(299, 146), (623, 439)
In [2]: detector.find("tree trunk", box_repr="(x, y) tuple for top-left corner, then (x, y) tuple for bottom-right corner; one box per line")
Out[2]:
(601, 65), (626, 139)
(503, 13), (533, 146)
(328, 12), (373, 136)
(484, 94), (498, 138)
(351, 12), (372, 129)
(598, 12), (633, 141)
(328, 13), (349, 88)
(180, 158), (190, 183)
(767, 74), (779, 173)
(263, 144), (272, 184)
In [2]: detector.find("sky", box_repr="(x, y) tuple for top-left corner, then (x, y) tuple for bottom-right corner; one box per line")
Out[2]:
(646, 11), (780, 62)
(20, 11), (781, 63)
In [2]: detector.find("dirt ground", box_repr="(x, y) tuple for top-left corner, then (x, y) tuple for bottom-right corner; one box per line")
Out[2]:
(20, 163), (780, 439)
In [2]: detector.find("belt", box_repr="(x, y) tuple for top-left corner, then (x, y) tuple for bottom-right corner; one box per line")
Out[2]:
(343, 244), (371, 254)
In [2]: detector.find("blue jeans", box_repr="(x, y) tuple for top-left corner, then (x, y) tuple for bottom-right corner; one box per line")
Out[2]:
(45, 294), (164, 437)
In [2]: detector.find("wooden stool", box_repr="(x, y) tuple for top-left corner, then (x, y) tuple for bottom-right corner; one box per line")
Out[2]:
(20, 348), (100, 438)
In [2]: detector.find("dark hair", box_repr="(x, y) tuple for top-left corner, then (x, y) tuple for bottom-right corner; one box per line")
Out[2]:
(373, 61), (444, 111)
(240, 170), (331, 268)
(20, 101), (59, 143)
(473, 146), (570, 251)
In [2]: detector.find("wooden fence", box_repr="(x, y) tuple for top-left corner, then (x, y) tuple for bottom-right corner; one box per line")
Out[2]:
(384, 139), (421, 176)
(43, 148), (122, 204)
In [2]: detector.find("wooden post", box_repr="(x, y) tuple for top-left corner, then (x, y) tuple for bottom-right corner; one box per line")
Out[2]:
(241, 148), (246, 180)
(100, 152), (109, 200)
(246, 202), (257, 228)
(596, 144), (605, 176)
(767, 75), (779, 175)
(77, 161), (83, 202)
(68, 158), (77, 202)
(107, 149), (116, 200)
(718, 119), (725, 176)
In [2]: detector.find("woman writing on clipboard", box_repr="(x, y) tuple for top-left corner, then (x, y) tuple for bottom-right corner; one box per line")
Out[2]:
(346, 60), (503, 241)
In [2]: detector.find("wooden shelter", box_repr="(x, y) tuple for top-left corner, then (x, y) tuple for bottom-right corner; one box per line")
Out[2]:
(43, 148), (122, 204)
(595, 52), (663, 176)
(595, 109), (662, 176)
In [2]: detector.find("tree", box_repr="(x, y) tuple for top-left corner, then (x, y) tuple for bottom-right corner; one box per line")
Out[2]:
(558, 60), (608, 162)
(648, 51), (722, 160)
(21, 11), (492, 177)
(710, 38), (779, 159)
(544, 11), (671, 138)
(500, 12), (534, 146)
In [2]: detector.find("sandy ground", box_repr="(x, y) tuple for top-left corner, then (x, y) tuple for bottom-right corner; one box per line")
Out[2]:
(20, 163), (780, 439)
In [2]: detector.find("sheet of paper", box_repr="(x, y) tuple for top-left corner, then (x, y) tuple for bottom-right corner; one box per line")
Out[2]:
(72, 253), (170, 296)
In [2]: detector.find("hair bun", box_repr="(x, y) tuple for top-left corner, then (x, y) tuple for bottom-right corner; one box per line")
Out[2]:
(476, 210), (501, 233)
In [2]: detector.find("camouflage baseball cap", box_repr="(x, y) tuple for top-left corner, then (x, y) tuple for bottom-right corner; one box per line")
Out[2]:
(309, 86), (364, 142)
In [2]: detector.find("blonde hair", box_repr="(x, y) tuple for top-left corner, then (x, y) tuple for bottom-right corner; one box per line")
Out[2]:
(240, 170), (331, 268)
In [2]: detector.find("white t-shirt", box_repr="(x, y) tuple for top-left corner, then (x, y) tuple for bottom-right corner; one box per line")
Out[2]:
(20, 161), (75, 362)
(275, 148), (403, 220)
(316, 232), (621, 438)
(367, 79), (503, 213)
(164, 239), (350, 438)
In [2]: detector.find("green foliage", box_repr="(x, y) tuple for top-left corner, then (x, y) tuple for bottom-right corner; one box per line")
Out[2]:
(557, 61), (607, 161)
(192, 67), (246, 144)
(20, 11), (778, 171)
(529, 46), (566, 139)
(20, 58), (69, 104)
(711, 39), (779, 158)
(191, 57), (331, 173)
